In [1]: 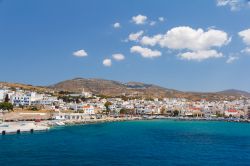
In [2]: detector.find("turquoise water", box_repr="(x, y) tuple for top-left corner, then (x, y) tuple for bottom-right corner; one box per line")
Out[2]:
(1, 120), (250, 165)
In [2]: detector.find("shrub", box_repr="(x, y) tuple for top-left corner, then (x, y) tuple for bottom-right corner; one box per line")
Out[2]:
(0, 102), (13, 111)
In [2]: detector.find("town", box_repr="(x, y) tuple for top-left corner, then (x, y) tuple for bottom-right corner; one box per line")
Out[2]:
(1, 84), (250, 124)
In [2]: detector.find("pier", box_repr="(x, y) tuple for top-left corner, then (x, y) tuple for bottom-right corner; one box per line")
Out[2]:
(0, 122), (49, 135)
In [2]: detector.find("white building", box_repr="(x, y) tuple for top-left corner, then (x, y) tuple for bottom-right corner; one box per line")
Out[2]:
(0, 89), (8, 102)
(31, 94), (58, 105)
(54, 113), (92, 120)
(83, 105), (95, 114)
(224, 109), (240, 117)
(11, 93), (31, 106)
(82, 88), (92, 98)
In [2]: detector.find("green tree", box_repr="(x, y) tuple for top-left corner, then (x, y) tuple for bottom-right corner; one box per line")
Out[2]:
(4, 94), (10, 103)
(121, 96), (128, 101)
(104, 101), (112, 115)
(120, 108), (128, 115)
(216, 111), (224, 117)
(173, 110), (179, 117)
(58, 91), (71, 95)
(0, 102), (13, 111)
(104, 101), (112, 109)
(160, 107), (166, 115)
(30, 106), (39, 111)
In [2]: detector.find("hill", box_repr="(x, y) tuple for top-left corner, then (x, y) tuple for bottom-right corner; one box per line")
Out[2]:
(217, 89), (250, 97)
(1, 78), (249, 100)
(0, 82), (50, 93)
(49, 78), (250, 100)
(49, 78), (181, 98)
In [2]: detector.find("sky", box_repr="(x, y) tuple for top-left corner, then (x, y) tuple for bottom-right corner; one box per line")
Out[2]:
(0, 0), (250, 92)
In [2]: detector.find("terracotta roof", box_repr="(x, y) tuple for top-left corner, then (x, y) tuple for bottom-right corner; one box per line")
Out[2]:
(83, 106), (91, 109)
(226, 109), (238, 112)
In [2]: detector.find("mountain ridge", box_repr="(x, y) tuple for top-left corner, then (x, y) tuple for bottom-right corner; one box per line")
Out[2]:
(1, 78), (249, 100)
(49, 77), (250, 100)
(217, 89), (250, 97)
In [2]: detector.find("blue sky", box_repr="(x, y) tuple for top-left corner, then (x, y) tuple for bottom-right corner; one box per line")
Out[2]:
(0, 0), (250, 92)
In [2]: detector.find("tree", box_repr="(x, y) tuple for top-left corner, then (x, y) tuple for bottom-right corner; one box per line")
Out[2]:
(216, 111), (224, 117)
(0, 102), (13, 111)
(19, 104), (24, 110)
(160, 107), (166, 115)
(104, 101), (112, 115)
(4, 94), (10, 103)
(104, 101), (112, 110)
(121, 96), (128, 101)
(173, 110), (179, 117)
(30, 106), (39, 111)
(120, 108), (128, 115)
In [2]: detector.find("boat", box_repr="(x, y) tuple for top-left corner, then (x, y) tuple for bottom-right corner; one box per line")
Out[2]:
(55, 121), (65, 126)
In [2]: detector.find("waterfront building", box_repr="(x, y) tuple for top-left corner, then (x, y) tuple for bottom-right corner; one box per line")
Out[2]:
(224, 109), (239, 117)
(54, 113), (92, 120)
(31, 95), (58, 105)
(83, 105), (95, 115)
(248, 106), (250, 119)
(0, 89), (8, 102)
(11, 93), (31, 106)
(184, 107), (203, 117)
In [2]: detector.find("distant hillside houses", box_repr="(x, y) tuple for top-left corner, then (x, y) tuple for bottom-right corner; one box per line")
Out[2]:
(0, 87), (58, 107)
(0, 86), (250, 118)
(67, 88), (93, 98)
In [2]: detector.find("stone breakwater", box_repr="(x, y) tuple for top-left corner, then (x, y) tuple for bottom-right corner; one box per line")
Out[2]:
(0, 122), (49, 135)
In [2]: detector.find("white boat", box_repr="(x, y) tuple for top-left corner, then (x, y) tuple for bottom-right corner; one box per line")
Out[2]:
(55, 121), (65, 126)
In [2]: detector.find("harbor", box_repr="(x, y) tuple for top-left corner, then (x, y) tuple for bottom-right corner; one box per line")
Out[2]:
(0, 114), (142, 135)
(2, 114), (250, 135)
(0, 121), (49, 135)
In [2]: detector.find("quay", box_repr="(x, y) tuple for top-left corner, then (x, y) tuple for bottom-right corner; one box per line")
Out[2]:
(2, 115), (250, 135)
(0, 122), (49, 135)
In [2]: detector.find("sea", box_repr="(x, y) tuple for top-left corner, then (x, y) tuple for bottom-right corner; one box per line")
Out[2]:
(1, 120), (250, 166)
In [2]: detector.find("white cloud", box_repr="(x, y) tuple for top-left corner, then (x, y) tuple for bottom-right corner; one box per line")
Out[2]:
(158, 17), (165, 22)
(241, 47), (250, 54)
(226, 56), (239, 63)
(159, 26), (230, 50)
(113, 22), (121, 28)
(112, 54), (125, 61)
(239, 29), (250, 54)
(217, 0), (230, 6)
(179, 50), (223, 61)
(73, 49), (88, 57)
(141, 27), (230, 51)
(217, 0), (240, 10)
(149, 21), (156, 26)
(131, 14), (147, 25)
(130, 45), (162, 58)
(149, 17), (165, 26)
(217, 0), (250, 11)
(141, 35), (163, 46)
(128, 30), (144, 41)
(103, 59), (112, 67)
(239, 29), (250, 45)
(139, 26), (230, 61)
